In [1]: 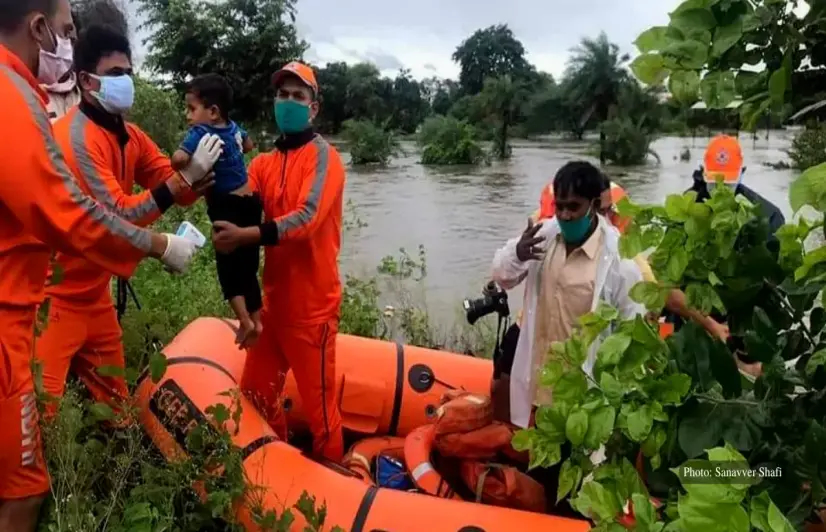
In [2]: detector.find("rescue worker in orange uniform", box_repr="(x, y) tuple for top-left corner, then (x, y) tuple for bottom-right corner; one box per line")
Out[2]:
(212, 62), (347, 462)
(0, 0), (220, 529)
(35, 24), (219, 420)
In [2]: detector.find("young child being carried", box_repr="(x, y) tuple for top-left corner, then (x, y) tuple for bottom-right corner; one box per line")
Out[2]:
(171, 73), (263, 348)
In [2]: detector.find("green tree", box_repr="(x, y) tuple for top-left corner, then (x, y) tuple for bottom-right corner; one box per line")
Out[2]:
(421, 77), (459, 116)
(563, 32), (631, 164)
(128, 77), (186, 155)
(71, 0), (128, 34)
(478, 75), (529, 159)
(343, 62), (393, 125)
(452, 24), (534, 95)
(388, 69), (428, 134)
(315, 61), (352, 134)
(137, 0), (307, 125)
(630, 0), (824, 128)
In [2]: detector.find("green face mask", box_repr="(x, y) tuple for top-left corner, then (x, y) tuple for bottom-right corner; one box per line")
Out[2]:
(274, 99), (310, 134)
(558, 208), (593, 243)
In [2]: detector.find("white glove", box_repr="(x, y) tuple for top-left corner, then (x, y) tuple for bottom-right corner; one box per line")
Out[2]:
(180, 133), (224, 187)
(160, 234), (198, 273)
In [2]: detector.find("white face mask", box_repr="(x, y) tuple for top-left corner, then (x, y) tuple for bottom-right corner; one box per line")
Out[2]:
(37, 24), (74, 86)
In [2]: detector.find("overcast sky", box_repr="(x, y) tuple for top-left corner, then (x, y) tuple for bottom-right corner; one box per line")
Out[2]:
(127, 0), (688, 80)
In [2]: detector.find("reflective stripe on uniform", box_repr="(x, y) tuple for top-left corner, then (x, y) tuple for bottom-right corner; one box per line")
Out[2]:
(1, 65), (152, 252)
(278, 135), (330, 239)
(411, 462), (433, 481)
(69, 111), (158, 222)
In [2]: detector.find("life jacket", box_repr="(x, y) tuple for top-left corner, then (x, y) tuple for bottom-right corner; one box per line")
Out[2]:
(403, 388), (539, 512)
(434, 390), (492, 435)
(460, 461), (546, 514)
(435, 421), (527, 463)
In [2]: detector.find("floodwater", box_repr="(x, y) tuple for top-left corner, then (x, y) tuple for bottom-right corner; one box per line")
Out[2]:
(336, 132), (801, 324)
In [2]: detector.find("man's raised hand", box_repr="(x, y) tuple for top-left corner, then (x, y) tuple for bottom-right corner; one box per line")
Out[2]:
(515, 218), (545, 262)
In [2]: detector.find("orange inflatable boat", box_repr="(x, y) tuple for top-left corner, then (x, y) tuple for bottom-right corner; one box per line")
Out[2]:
(135, 317), (591, 531)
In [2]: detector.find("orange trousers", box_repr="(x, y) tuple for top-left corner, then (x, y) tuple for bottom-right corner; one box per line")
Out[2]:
(34, 294), (128, 419)
(0, 306), (49, 499)
(240, 314), (343, 462)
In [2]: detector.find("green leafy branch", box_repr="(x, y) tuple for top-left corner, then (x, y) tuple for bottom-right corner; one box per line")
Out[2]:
(515, 178), (826, 527)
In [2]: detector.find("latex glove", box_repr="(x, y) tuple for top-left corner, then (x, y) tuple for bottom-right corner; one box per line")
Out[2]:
(160, 234), (198, 273)
(179, 133), (224, 187)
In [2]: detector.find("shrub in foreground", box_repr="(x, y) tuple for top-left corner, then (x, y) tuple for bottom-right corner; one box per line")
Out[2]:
(516, 182), (826, 529)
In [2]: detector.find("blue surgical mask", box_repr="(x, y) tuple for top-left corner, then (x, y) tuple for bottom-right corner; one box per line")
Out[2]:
(90, 74), (134, 115)
(558, 209), (593, 243)
(274, 99), (311, 134)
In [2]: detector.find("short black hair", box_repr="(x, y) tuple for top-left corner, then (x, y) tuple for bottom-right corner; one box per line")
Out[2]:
(0, 0), (57, 33)
(73, 0), (128, 36)
(552, 161), (605, 202)
(600, 174), (611, 192)
(185, 74), (232, 121)
(73, 23), (131, 74)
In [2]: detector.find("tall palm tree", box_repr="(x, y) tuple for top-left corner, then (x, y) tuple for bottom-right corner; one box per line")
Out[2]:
(564, 32), (631, 164)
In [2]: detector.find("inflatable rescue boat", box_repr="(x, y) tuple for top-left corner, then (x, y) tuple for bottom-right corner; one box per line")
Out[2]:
(135, 317), (591, 531)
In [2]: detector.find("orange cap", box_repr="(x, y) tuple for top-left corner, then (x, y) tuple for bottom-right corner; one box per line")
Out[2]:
(703, 135), (743, 183)
(272, 61), (318, 95)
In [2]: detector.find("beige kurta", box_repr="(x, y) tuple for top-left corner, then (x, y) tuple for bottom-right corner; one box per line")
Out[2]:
(531, 229), (602, 405)
(44, 86), (81, 123)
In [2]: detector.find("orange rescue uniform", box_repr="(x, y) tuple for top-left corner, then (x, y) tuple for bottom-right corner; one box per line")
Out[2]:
(36, 101), (194, 415)
(241, 129), (346, 461)
(538, 181), (630, 231)
(0, 44), (151, 500)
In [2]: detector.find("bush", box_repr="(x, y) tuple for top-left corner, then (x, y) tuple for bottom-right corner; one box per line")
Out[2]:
(341, 119), (401, 165)
(601, 116), (658, 166)
(788, 122), (826, 170)
(517, 181), (826, 529)
(418, 115), (487, 165)
(128, 77), (186, 156)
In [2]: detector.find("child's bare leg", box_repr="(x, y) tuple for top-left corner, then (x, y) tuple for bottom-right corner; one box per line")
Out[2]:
(241, 308), (262, 349)
(251, 309), (263, 338)
(230, 296), (254, 348)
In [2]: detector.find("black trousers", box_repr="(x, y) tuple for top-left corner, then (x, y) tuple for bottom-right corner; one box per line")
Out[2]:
(206, 192), (263, 314)
(526, 441), (581, 518)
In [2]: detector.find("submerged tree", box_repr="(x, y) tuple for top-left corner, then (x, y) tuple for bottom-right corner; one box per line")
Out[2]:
(478, 75), (529, 159)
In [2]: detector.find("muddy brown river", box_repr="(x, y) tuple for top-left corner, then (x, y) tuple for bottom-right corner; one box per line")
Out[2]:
(336, 132), (801, 325)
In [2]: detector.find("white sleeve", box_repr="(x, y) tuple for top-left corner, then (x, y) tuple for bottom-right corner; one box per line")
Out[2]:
(614, 259), (646, 319)
(491, 236), (529, 290)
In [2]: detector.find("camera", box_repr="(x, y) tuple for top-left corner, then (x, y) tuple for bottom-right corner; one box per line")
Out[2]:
(463, 281), (509, 325)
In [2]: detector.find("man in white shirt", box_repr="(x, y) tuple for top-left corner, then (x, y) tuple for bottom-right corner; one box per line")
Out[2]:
(490, 161), (645, 514)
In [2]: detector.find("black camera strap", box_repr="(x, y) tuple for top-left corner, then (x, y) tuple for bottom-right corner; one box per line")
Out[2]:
(494, 314), (509, 364)
(115, 278), (164, 352)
